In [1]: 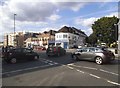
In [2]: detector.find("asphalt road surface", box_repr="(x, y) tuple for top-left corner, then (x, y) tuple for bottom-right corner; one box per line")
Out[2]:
(2, 50), (120, 86)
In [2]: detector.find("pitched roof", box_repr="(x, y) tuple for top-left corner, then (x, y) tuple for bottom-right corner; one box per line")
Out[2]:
(58, 26), (87, 36)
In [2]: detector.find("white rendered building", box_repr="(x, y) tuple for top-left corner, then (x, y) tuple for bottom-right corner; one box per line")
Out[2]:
(55, 32), (86, 49)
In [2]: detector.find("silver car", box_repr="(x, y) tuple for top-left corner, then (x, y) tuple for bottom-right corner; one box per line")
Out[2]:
(71, 47), (115, 65)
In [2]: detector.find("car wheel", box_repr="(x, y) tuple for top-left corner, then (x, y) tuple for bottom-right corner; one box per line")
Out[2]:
(34, 56), (39, 60)
(95, 57), (103, 65)
(10, 58), (17, 64)
(73, 55), (79, 61)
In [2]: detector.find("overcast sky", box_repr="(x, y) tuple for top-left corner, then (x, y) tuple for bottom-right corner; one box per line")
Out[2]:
(0, 0), (119, 42)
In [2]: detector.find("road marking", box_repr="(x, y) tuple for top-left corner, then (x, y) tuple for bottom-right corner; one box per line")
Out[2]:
(68, 64), (118, 76)
(68, 64), (97, 70)
(38, 59), (120, 86)
(89, 74), (100, 79)
(67, 63), (74, 65)
(2, 65), (50, 75)
(76, 69), (84, 73)
(83, 66), (97, 70)
(54, 62), (58, 65)
(67, 66), (74, 69)
(100, 69), (118, 76)
(49, 63), (54, 65)
(107, 80), (120, 86)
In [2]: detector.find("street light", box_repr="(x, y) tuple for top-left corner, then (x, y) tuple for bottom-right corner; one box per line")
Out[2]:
(14, 14), (17, 47)
(114, 23), (118, 41)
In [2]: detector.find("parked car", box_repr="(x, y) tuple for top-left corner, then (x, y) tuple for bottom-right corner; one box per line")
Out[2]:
(71, 47), (115, 65)
(2, 48), (39, 64)
(46, 46), (66, 56)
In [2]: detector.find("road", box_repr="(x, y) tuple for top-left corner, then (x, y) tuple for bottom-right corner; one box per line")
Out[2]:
(2, 50), (120, 86)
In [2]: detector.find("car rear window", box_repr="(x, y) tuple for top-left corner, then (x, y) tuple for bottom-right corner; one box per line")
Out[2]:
(95, 48), (103, 52)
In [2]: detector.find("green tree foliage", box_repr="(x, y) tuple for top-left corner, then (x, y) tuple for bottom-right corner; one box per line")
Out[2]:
(89, 16), (119, 46)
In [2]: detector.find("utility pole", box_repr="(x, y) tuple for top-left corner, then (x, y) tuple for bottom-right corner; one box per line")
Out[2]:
(14, 14), (17, 47)
(118, 20), (120, 58)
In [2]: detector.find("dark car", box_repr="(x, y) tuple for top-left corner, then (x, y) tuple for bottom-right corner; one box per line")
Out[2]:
(46, 46), (66, 57)
(2, 48), (39, 64)
(71, 47), (115, 65)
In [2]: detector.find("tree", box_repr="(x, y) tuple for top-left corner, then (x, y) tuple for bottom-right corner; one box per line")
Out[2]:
(87, 33), (97, 46)
(91, 16), (119, 46)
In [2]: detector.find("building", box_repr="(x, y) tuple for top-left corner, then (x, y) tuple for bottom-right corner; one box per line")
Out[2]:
(25, 30), (57, 49)
(4, 32), (38, 47)
(55, 26), (87, 49)
(0, 42), (3, 47)
(4, 33), (18, 47)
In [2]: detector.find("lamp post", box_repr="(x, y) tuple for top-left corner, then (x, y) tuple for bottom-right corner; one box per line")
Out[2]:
(114, 23), (118, 41)
(14, 14), (17, 47)
(114, 23), (119, 55)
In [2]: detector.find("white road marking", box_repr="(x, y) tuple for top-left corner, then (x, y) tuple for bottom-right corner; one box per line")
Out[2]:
(67, 64), (118, 76)
(83, 66), (97, 70)
(67, 63), (74, 65)
(54, 62), (58, 65)
(2, 65), (50, 75)
(67, 64), (97, 70)
(100, 69), (118, 76)
(49, 63), (54, 65)
(76, 69), (85, 73)
(107, 80), (120, 86)
(67, 66), (74, 69)
(89, 74), (100, 79)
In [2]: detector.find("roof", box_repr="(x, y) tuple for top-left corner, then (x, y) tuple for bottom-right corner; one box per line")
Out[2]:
(58, 26), (87, 37)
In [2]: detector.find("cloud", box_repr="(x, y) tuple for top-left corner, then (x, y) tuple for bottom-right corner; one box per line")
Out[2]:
(75, 11), (118, 36)
(6, 1), (57, 22)
(52, 2), (87, 12)
(48, 14), (61, 21)
(106, 12), (118, 17)
(82, 28), (93, 36)
(75, 17), (99, 27)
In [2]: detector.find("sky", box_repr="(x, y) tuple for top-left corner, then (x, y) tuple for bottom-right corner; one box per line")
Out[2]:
(0, 0), (119, 42)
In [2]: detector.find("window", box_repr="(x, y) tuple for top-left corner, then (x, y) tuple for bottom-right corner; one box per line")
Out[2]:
(82, 48), (88, 52)
(59, 35), (62, 38)
(63, 34), (67, 38)
(95, 48), (103, 52)
(89, 48), (95, 52)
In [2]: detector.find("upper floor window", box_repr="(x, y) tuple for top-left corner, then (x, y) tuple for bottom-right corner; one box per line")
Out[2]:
(59, 35), (62, 38)
(63, 34), (67, 38)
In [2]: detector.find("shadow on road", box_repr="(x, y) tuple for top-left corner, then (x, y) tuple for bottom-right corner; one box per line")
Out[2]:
(2, 51), (74, 78)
